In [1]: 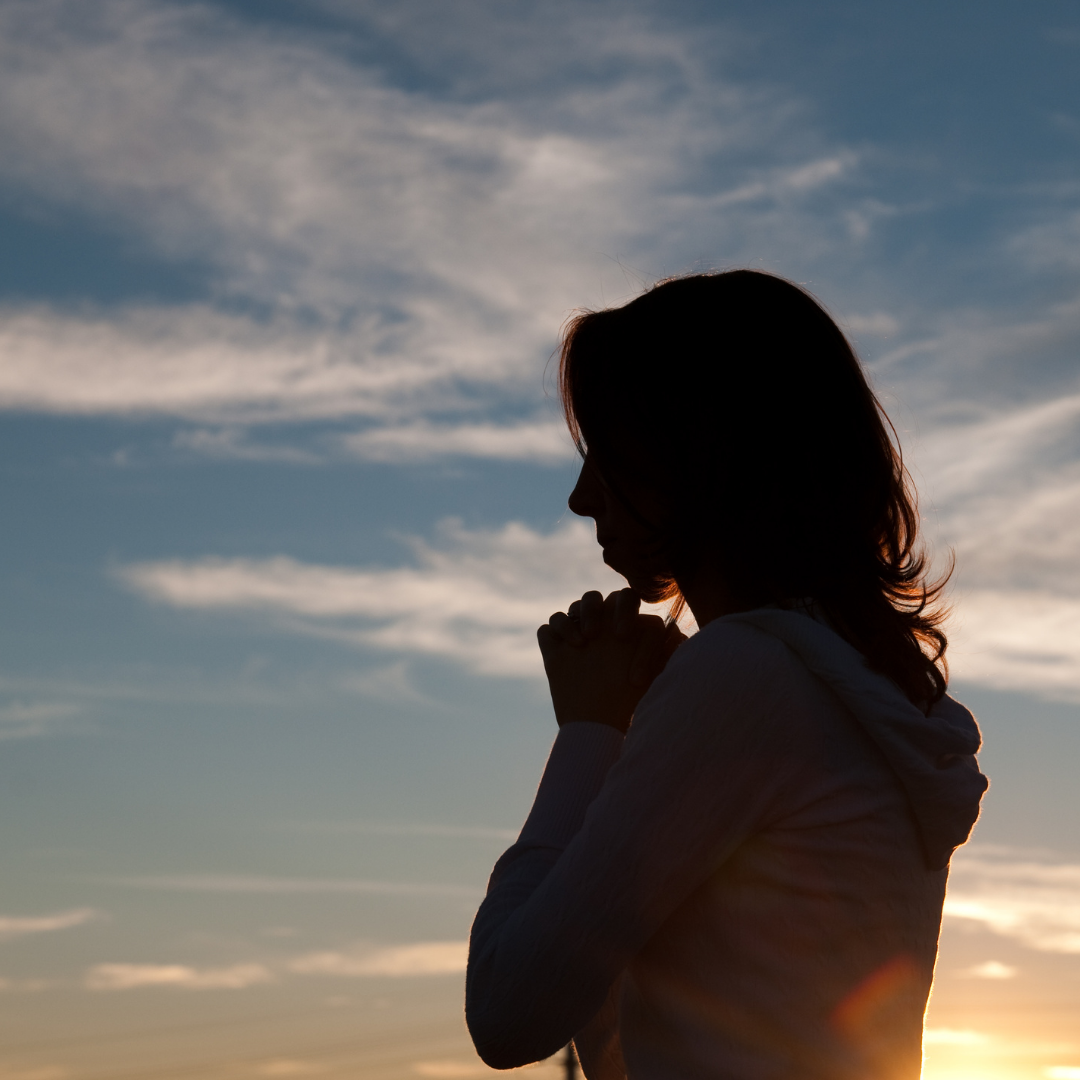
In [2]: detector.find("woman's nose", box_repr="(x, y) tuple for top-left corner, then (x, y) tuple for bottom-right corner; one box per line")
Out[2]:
(568, 459), (603, 519)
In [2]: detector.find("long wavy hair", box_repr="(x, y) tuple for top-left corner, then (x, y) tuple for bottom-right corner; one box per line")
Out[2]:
(558, 270), (949, 708)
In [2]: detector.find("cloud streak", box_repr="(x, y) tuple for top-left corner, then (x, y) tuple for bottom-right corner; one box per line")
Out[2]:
(0, 700), (80, 740)
(902, 386), (1080, 700)
(117, 518), (634, 677)
(944, 847), (1080, 954)
(289, 940), (467, 978)
(113, 492), (1080, 698)
(0, 305), (472, 423)
(85, 962), (272, 990)
(339, 420), (573, 464)
(0, 909), (97, 941)
(81, 940), (468, 995)
(0, 0), (864, 425)
(114, 875), (479, 897)
(287, 822), (517, 841)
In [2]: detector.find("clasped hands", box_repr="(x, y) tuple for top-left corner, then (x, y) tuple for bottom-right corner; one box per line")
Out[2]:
(537, 588), (686, 734)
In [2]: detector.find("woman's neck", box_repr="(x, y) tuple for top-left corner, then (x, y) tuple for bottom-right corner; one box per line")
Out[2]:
(678, 562), (744, 628)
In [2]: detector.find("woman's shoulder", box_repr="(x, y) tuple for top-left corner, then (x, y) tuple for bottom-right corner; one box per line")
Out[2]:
(666, 615), (806, 684)
(627, 615), (840, 769)
(642, 615), (820, 725)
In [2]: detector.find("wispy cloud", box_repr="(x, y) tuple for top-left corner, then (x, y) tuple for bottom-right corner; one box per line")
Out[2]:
(172, 427), (321, 464)
(958, 960), (1017, 979)
(895, 383), (1080, 700)
(114, 875), (478, 898)
(706, 153), (857, 209)
(85, 962), (272, 990)
(1010, 208), (1080, 273)
(946, 590), (1080, 700)
(116, 518), (633, 677)
(82, 941), (469, 994)
(339, 420), (573, 464)
(0, 700), (80, 740)
(253, 1062), (328, 1078)
(112, 486), (1080, 697)
(944, 847), (1080, 953)
(0, 909), (97, 941)
(0, 0), (863, 426)
(843, 312), (901, 338)
(287, 821), (516, 841)
(289, 940), (467, 978)
(0, 305), (462, 423)
(411, 1063), (491, 1079)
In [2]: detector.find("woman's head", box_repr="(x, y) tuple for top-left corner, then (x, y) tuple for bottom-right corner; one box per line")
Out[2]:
(559, 270), (949, 707)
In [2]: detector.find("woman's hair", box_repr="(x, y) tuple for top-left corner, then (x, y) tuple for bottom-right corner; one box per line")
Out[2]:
(558, 270), (949, 708)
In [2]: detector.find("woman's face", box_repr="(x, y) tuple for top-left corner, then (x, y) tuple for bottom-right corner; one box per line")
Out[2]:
(568, 453), (672, 599)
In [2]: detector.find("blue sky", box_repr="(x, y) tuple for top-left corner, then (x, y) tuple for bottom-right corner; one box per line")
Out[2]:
(2, 2), (1080, 1077)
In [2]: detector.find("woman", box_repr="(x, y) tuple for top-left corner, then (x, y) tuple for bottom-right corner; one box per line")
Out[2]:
(465, 271), (987, 1080)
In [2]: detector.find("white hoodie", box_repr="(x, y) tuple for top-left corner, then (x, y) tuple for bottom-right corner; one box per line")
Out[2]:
(466, 609), (988, 1080)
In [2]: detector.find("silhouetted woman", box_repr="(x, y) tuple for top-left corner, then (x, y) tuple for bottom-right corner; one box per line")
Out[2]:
(466, 271), (987, 1080)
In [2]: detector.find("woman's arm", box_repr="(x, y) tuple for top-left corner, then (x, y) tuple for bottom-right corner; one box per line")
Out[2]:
(465, 619), (804, 1068)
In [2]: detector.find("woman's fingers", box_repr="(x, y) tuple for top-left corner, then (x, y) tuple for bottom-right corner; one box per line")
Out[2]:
(546, 610), (584, 646)
(578, 590), (605, 639)
(536, 622), (557, 662)
(542, 593), (682, 667)
(628, 614), (668, 687)
(612, 588), (640, 638)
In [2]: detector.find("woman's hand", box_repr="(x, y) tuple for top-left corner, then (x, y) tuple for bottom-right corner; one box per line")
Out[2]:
(537, 588), (686, 733)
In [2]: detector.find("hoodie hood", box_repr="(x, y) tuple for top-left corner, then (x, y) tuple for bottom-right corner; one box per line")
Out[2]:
(725, 607), (988, 871)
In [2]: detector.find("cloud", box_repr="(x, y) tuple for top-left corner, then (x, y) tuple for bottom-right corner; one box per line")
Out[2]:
(0, 909), (96, 941)
(336, 660), (445, 706)
(0, 305), (474, 423)
(0, 1066), (68, 1080)
(0, 700), (80, 740)
(944, 847), (1080, 953)
(12, 5), (1078, 695)
(876, 291), (1080, 414)
(412, 1063), (490, 1079)
(110, 479), (1080, 698)
(339, 420), (573, 464)
(117, 518), (635, 677)
(946, 590), (1080, 700)
(287, 821), (516, 841)
(901, 387), (1080, 700)
(705, 154), (856, 210)
(1010, 209), (1080, 273)
(114, 875), (478, 897)
(120, 397), (1080, 697)
(172, 427), (321, 464)
(289, 940), (467, 978)
(959, 960), (1017, 979)
(0, 0), (865, 425)
(254, 1063), (328, 1078)
(85, 962), (272, 990)
(843, 312), (900, 338)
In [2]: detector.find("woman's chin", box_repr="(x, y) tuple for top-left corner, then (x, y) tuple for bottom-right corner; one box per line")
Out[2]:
(601, 550), (671, 602)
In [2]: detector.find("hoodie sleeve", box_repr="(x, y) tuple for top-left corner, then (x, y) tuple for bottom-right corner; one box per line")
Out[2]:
(465, 623), (808, 1070)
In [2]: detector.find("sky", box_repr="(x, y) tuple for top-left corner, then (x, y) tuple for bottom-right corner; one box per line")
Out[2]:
(1, 1), (1080, 1077)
